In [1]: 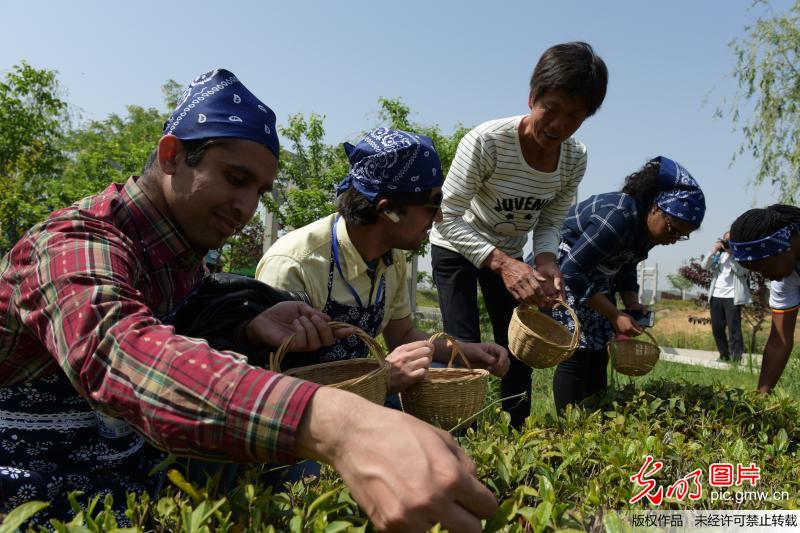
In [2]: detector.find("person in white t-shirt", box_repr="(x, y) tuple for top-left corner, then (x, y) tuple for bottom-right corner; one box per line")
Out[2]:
(429, 41), (608, 427)
(729, 205), (800, 392)
(701, 232), (752, 362)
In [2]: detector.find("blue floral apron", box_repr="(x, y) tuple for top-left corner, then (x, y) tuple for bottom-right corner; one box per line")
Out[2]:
(0, 373), (166, 526)
(550, 242), (642, 351)
(0, 208), (197, 526)
(317, 216), (386, 362)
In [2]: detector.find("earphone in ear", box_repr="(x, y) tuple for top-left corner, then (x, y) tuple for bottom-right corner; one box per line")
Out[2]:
(384, 210), (401, 223)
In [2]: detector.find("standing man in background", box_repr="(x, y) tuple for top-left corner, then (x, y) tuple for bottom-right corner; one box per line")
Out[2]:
(702, 232), (751, 362)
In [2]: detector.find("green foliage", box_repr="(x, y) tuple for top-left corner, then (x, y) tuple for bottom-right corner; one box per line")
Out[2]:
(724, 0), (800, 202)
(0, 501), (49, 533)
(666, 273), (692, 293)
(0, 62), (70, 251)
(264, 113), (349, 231)
(10, 378), (799, 532)
(0, 68), (179, 253)
(221, 213), (265, 275)
(59, 79), (180, 206)
(60, 104), (165, 203)
(376, 97), (469, 178)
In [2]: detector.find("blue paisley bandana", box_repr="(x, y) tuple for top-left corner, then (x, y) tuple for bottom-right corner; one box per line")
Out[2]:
(163, 68), (280, 159)
(730, 226), (794, 262)
(654, 156), (706, 225)
(336, 128), (444, 202)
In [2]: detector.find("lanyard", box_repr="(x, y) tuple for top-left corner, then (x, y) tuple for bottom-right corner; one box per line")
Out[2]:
(331, 216), (385, 309)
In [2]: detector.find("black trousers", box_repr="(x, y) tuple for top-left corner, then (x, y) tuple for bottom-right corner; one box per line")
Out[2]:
(710, 296), (744, 360)
(552, 347), (608, 413)
(431, 245), (531, 427)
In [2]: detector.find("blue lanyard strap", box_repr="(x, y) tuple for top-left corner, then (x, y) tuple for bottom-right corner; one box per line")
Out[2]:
(331, 216), (385, 309)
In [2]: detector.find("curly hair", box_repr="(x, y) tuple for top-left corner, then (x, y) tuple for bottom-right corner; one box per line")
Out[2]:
(620, 158), (661, 209)
(730, 204), (800, 242)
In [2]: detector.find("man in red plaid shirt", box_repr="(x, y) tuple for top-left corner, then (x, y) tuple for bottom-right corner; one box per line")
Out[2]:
(0, 69), (496, 532)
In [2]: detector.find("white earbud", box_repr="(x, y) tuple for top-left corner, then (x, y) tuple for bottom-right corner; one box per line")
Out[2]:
(384, 210), (400, 223)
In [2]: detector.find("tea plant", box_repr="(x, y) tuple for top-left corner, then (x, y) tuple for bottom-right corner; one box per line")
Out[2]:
(4, 378), (799, 532)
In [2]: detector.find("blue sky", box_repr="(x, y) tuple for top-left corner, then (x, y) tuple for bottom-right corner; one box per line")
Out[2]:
(2, 0), (792, 292)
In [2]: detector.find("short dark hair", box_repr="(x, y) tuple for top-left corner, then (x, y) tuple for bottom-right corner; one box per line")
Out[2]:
(529, 41), (608, 117)
(730, 204), (800, 243)
(620, 158), (661, 209)
(141, 138), (228, 177)
(336, 186), (433, 226)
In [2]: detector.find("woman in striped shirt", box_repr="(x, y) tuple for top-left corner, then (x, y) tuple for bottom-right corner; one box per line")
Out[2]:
(430, 42), (608, 427)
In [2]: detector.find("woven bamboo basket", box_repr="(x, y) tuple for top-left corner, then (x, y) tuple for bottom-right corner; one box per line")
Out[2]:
(608, 329), (661, 376)
(269, 321), (389, 405)
(400, 333), (489, 430)
(507, 300), (580, 368)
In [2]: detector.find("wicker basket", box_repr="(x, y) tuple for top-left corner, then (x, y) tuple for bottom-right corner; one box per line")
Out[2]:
(400, 333), (489, 430)
(269, 321), (389, 405)
(507, 301), (580, 369)
(608, 329), (661, 376)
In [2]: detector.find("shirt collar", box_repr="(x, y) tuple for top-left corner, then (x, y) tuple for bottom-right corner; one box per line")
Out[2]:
(120, 177), (205, 269)
(334, 216), (394, 279)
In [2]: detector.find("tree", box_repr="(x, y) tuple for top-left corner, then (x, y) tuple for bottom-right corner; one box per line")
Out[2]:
(0, 62), (70, 251)
(264, 113), (349, 232)
(61, 104), (165, 203)
(723, 0), (800, 202)
(678, 259), (713, 307)
(221, 213), (265, 276)
(376, 97), (469, 179)
(667, 272), (692, 300)
(60, 80), (181, 205)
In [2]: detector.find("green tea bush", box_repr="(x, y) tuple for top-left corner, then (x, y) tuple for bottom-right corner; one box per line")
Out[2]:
(4, 378), (799, 532)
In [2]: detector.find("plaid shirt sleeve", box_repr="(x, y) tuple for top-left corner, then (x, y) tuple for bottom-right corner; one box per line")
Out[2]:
(12, 219), (319, 464)
(561, 201), (637, 303)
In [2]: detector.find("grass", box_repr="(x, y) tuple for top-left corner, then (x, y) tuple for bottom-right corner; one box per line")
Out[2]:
(519, 357), (800, 421)
(650, 302), (771, 353)
(416, 288), (439, 308)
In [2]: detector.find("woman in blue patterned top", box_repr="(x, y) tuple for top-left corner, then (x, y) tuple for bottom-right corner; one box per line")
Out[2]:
(550, 156), (706, 412)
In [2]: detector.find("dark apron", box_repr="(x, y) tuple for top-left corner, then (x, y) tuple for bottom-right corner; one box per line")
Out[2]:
(0, 373), (167, 526)
(316, 216), (386, 362)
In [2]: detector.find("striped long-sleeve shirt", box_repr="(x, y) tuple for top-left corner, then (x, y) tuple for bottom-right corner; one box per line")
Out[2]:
(0, 177), (319, 464)
(429, 115), (587, 267)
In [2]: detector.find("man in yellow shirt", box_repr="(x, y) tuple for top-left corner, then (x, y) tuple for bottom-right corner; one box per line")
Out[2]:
(257, 129), (509, 395)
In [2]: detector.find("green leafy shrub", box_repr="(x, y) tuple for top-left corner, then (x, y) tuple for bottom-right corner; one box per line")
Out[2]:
(4, 378), (798, 532)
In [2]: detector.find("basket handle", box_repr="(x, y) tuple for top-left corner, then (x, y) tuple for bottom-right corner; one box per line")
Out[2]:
(635, 328), (660, 348)
(269, 321), (386, 373)
(551, 299), (581, 351)
(428, 332), (472, 369)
